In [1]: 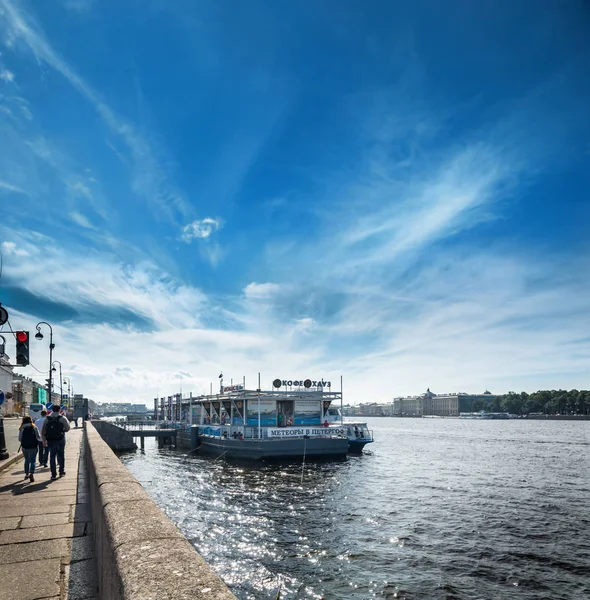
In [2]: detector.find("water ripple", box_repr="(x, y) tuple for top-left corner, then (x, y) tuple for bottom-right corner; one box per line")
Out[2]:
(121, 418), (590, 599)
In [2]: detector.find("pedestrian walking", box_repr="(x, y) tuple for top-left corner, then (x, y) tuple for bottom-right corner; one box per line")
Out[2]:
(18, 416), (42, 482)
(34, 409), (49, 467)
(42, 404), (71, 480)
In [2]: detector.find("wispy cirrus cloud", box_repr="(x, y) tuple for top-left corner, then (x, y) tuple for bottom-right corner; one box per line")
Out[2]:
(3, 219), (589, 405)
(0, 178), (25, 194)
(0, 228), (207, 330)
(0, 0), (193, 224)
(20, 136), (109, 220)
(1, 226), (324, 402)
(1, 0), (587, 407)
(69, 211), (96, 229)
(342, 143), (516, 259)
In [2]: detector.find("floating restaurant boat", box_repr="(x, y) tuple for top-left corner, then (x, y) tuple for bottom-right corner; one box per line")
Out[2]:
(181, 378), (362, 461)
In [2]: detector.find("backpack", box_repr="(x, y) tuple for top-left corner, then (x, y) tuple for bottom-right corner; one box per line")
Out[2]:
(45, 417), (65, 442)
(21, 426), (38, 449)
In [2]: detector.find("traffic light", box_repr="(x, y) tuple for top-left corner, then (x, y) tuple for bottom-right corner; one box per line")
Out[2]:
(15, 331), (29, 366)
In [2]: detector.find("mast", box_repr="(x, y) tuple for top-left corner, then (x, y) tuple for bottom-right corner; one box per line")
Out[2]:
(341, 375), (344, 424)
(258, 372), (261, 439)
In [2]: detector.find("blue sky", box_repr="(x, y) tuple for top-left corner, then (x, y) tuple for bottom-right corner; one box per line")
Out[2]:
(1, 0), (589, 404)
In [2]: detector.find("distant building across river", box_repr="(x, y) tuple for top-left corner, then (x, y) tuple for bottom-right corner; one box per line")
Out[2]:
(341, 390), (498, 418)
(392, 389), (498, 417)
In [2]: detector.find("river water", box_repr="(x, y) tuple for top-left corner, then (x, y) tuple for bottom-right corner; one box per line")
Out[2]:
(120, 418), (590, 600)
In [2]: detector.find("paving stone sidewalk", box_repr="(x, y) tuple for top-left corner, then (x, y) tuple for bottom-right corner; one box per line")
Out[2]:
(0, 428), (99, 600)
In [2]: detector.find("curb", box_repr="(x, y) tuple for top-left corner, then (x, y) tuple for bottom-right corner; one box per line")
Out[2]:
(0, 452), (23, 475)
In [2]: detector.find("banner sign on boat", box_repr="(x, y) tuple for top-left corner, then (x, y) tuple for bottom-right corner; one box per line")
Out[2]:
(273, 378), (331, 388)
(247, 399), (277, 426)
(268, 427), (346, 438)
(294, 399), (321, 425)
(200, 426), (221, 437)
(223, 384), (244, 392)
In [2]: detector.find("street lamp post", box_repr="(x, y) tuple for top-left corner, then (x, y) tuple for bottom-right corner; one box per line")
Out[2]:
(63, 376), (72, 404)
(35, 322), (54, 406)
(52, 361), (63, 406)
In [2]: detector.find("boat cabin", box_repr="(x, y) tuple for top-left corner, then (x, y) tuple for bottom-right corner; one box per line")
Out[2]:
(192, 388), (346, 440)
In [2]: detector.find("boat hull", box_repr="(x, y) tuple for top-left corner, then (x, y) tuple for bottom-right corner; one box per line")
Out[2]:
(198, 436), (349, 461)
(348, 439), (372, 453)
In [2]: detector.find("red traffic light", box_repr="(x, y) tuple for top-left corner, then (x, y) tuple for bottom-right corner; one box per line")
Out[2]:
(16, 331), (28, 343)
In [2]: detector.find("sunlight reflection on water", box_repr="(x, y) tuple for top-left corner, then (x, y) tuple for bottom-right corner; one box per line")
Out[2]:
(121, 418), (590, 599)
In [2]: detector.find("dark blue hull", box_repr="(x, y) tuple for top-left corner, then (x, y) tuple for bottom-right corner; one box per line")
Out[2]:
(348, 439), (372, 453)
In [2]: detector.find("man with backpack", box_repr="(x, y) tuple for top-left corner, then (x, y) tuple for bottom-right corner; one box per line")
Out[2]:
(41, 404), (71, 480)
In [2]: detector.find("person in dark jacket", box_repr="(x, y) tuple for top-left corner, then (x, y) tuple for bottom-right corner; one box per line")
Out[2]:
(19, 416), (42, 482)
(42, 405), (71, 480)
(34, 409), (49, 467)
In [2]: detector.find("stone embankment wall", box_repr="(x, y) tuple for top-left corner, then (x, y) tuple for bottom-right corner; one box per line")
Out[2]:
(91, 420), (137, 451)
(86, 422), (236, 600)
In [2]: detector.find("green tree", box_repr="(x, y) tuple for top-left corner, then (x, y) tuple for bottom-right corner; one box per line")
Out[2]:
(495, 389), (589, 415)
(523, 395), (542, 415)
(501, 392), (522, 415)
(544, 398), (558, 414)
(472, 399), (485, 412)
(566, 390), (579, 414)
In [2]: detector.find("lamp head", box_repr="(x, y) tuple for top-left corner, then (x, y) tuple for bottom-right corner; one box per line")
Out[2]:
(35, 331), (43, 340)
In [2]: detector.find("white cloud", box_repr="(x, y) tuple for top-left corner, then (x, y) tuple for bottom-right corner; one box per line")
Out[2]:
(180, 218), (222, 242)
(294, 317), (316, 332)
(69, 211), (95, 229)
(67, 180), (93, 201)
(0, 69), (14, 82)
(0, 229), (207, 329)
(1, 240), (29, 256)
(0, 7), (585, 406)
(243, 282), (282, 299)
(4, 223), (589, 405)
(335, 142), (519, 271)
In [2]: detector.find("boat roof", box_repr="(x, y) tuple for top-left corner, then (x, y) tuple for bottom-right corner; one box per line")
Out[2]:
(181, 388), (342, 404)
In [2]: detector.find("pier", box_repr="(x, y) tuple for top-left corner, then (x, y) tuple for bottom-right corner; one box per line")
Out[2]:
(117, 420), (178, 449)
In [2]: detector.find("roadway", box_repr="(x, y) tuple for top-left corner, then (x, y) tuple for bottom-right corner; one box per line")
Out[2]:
(1, 418), (21, 458)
